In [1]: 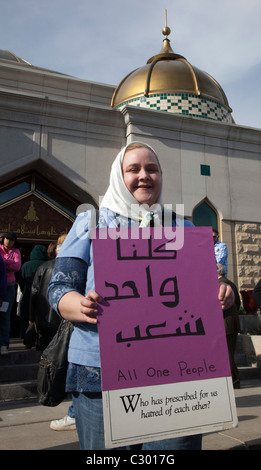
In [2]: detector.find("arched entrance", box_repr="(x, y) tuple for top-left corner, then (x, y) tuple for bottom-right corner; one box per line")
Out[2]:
(0, 175), (76, 259)
(0, 172), (95, 336)
(0, 172), (98, 257)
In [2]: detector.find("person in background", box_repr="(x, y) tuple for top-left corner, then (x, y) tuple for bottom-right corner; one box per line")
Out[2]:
(48, 141), (235, 450)
(29, 236), (66, 351)
(217, 263), (241, 389)
(18, 244), (48, 339)
(0, 257), (7, 355)
(47, 241), (57, 260)
(0, 232), (21, 355)
(213, 228), (228, 276)
(29, 234), (75, 431)
(0, 256), (7, 307)
(253, 279), (261, 309)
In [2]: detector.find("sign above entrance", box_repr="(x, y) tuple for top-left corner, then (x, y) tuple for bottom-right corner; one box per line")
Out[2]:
(0, 194), (73, 241)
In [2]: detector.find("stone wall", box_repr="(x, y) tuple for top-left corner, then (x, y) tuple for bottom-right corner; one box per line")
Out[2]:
(235, 223), (261, 289)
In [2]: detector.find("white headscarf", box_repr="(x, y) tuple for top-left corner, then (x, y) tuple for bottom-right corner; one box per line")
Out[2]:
(100, 142), (163, 226)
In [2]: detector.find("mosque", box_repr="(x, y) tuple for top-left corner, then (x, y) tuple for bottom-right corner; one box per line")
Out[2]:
(0, 18), (260, 292)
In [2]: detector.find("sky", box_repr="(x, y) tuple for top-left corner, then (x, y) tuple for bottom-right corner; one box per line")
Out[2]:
(1, 0), (261, 129)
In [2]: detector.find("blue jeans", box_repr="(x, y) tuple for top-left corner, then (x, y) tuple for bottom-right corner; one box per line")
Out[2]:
(0, 283), (16, 347)
(68, 404), (75, 418)
(72, 392), (202, 451)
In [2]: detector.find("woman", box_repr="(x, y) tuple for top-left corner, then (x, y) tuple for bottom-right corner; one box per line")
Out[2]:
(0, 232), (21, 354)
(48, 142), (234, 450)
(18, 244), (48, 339)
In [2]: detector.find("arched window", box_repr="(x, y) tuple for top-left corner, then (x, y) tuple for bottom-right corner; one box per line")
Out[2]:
(192, 199), (218, 230)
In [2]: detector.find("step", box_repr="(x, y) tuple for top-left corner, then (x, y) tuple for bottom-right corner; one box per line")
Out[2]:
(0, 348), (41, 366)
(238, 366), (261, 381)
(0, 363), (40, 383)
(0, 338), (41, 401)
(0, 380), (38, 401)
(0, 348), (41, 368)
(0, 343), (41, 383)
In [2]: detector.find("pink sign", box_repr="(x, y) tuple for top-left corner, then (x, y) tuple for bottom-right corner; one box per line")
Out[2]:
(92, 227), (231, 392)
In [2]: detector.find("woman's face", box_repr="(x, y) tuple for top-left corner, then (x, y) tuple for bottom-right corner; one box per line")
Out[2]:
(122, 147), (162, 206)
(3, 237), (14, 251)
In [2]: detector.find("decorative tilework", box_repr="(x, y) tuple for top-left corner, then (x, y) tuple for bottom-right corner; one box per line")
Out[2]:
(116, 93), (232, 123)
(200, 164), (211, 176)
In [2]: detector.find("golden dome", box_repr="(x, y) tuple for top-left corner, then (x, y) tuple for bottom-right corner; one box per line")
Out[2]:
(0, 50), (31, 65)
(111, 20), (233, 123)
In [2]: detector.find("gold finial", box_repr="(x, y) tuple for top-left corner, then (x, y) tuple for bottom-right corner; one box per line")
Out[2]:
(162, 9), (171, 37)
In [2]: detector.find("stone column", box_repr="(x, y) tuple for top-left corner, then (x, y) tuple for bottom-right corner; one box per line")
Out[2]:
(235, 223), (261, 290)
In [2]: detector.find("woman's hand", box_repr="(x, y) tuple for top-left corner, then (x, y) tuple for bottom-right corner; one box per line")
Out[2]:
(218, 283), (235, 310)
(58, 290), (102, 324)
(80, 290), (102, 324)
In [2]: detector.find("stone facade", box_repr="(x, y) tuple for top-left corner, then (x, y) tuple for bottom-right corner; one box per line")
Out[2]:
(235, 223), (261, 289)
